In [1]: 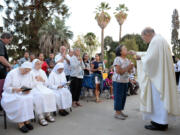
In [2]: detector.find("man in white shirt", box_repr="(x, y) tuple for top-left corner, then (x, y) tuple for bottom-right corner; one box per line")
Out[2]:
(55, 46), (71, 80)
(70, 48), (85, 107)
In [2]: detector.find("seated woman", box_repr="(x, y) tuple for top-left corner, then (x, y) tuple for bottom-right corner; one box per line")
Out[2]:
(48, 63), (72, 116)
(31, 59), (56, 126)
(1, 62), (34, 133)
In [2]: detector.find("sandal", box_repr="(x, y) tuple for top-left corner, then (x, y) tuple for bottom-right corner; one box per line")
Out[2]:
(39, 118), (48, 126)
(76, 102), (82, 107)
(96, 99), (102, 103)
(72, 103), (78, 108)
(46, 115), (55, 122)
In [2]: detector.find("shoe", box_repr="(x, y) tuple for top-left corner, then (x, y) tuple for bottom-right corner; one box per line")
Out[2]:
(145, 124), (168, 131)
(39, 118), (48, 126)
(46, 115), (55, 122)
(59, 111), (67, 116)
(63, 110), (69, 115)
(19, 125), (29, 133)
(114, 114), (126, 120)
(151, 121), (168, 131)
(121, 112), (128, 117)
(25, 123), (33, 130)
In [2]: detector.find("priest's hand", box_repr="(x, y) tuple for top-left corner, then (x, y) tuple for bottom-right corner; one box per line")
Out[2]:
(133, 55), (141, 60)
(128, 50), (136, 55)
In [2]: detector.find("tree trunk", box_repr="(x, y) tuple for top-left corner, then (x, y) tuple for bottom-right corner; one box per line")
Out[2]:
(119, 24), (122, 43)
(101, 28), (104, 61)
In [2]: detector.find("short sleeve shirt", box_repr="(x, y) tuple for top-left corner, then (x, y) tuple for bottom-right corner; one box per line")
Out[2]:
(112, 57), (130, 83)
(92, 61), (103, 75)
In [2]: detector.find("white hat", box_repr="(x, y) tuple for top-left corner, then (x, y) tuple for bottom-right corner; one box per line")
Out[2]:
(21, 61), (32, 69)
(52, 63), (64, 73)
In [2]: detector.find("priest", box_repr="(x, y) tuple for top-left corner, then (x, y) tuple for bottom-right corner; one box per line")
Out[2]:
(130, 27), (180, 131)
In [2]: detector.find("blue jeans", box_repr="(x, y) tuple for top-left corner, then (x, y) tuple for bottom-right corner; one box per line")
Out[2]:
(113, 82), (128, 111)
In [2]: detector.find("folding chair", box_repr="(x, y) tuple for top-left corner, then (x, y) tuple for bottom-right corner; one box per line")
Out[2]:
(0, 79), (7, 129)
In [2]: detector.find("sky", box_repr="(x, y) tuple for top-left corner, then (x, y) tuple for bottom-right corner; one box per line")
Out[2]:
(64, 0), (180, 45)
(1, 0), (180, 46)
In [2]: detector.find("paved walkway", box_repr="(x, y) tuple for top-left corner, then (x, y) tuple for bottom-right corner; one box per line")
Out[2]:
(0, 95), (180, 135)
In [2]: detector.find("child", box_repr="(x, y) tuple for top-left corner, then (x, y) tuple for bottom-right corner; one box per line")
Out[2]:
(104, 72), (113, 99)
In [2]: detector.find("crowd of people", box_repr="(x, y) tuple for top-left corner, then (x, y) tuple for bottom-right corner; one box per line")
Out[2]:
(0, 32), (139, 133)
(0, 27), (180, 133)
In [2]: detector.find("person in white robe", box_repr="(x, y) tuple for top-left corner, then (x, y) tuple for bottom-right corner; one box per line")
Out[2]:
(31, 59), (56, 126)
(130, 27), (180, 131)
(1, 62), (34, 133)
(48, 63), (72, 116)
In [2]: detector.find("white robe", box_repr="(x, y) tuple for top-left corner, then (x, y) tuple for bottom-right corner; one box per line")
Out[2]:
(143, 83), (168, 124)
(1, 68), (34, 123)
(137, 34), (180, 124)
(31, 69), (56, 115)
(48, 71), (72, 109)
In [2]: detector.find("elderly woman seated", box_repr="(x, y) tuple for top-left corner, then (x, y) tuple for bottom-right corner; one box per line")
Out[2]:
(31, 59), (56, 126)
(48, 63), (72, 116)
(1, 62), (34, 133)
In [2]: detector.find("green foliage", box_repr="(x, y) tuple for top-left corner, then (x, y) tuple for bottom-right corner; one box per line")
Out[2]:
(104, 36), (119, 68)
(73, 33), (100, 57)
(84, 32), (100, 57)
(121, 34), (148, 51)
(3, 0), (69, 59)
(72, 35), (88, 56)
(95, 2), (111, 13)
(121, 38), (138, 65)
(104, 34), (147, 68)
(115, 4), (128, 13)
(172, 9), (180, 58)
(38, 17), (73, 56)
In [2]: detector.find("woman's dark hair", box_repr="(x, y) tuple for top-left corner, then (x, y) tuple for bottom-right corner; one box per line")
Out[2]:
(91, 57), (95, 61)
(115, 45), (124, 57)
(95, 53), (101, 61)
(82, 53), (88, 62)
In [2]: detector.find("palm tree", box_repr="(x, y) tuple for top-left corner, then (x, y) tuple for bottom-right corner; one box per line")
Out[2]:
(84, 32), (99, 57)
(95, 2), (111, 60)
(114, 4), (128, 42)
(38, 17), (73, 56)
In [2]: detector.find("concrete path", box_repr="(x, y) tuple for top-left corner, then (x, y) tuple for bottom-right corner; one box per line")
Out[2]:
(0, 95), (180, 135)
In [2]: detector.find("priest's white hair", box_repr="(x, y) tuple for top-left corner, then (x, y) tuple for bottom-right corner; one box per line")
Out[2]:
(141, 27), (155, 36)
